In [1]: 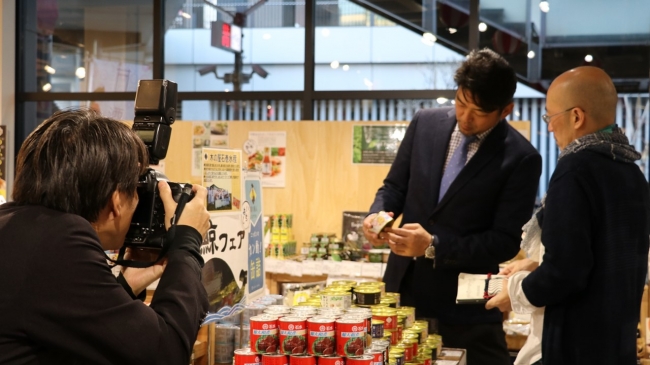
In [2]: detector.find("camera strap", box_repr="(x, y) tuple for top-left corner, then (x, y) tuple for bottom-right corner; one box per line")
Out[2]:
(106, 188), (193, 268)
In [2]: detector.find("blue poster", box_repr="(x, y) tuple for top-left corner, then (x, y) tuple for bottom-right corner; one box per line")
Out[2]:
(245, 173), (264, 297)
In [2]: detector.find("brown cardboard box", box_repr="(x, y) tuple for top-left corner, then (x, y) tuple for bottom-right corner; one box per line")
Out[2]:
(437, 348), (467, 365)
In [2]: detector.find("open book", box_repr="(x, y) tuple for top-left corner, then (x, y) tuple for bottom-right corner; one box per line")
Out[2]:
(456, 273), (506, 304)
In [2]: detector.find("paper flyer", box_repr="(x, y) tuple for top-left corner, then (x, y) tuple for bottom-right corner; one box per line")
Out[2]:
(246, 131), (286, 188)
(352, 125), (407, 164)
(201, 148), (242, 212)
(192, 122), (229, 177)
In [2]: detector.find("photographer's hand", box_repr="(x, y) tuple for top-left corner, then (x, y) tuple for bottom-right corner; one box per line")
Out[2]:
(158, 181), (210, 238)
(121, 248), (168, 297)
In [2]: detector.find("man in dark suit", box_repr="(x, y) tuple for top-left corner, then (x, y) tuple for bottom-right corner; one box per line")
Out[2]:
(363, 49), (542, 365)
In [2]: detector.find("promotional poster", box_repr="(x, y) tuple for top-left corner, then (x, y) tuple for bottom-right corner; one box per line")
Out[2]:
(200, 150), (265, 324)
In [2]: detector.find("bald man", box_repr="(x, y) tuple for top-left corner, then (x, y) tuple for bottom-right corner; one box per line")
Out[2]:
(486, 67), (650, 365)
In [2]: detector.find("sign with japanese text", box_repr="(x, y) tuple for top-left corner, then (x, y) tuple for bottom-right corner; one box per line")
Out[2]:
(202, 148), (242, 213)
(244, 172), (264, 300)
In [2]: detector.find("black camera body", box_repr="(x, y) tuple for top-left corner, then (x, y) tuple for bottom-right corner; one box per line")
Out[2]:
(125, 80), (192, 248)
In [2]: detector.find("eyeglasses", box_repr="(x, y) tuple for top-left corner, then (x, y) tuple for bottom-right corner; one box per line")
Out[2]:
(542, 107), (576, 124)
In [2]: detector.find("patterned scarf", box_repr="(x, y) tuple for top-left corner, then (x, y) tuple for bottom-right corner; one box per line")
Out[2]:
(521, 124), (641, 256)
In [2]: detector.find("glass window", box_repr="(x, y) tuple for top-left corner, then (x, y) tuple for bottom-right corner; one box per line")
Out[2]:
(18, 0), (154, 94)
(164, 0), (304, 93)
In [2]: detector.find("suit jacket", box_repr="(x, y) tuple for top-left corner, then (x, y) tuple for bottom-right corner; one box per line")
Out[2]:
(0, 203), (208, 365)
(523, 150), (650, 364)
(370, 107), (542, 325)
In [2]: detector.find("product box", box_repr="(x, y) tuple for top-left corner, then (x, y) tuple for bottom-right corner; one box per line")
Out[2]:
(437, 348), (467, 365)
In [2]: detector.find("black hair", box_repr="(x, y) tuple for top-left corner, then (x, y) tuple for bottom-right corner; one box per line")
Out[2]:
(454, 48), (517, 112)
(13, 108), (148, 222)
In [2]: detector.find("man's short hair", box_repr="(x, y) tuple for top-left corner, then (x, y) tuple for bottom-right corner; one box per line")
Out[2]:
(454, 48), (517, 112)
(13, 108), (148, 222)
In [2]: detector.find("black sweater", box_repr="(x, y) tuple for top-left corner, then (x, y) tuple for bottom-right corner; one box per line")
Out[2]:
(0, 204), (209, 364)
(523, 150), (650, 365)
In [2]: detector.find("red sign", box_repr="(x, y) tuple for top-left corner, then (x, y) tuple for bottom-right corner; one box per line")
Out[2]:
(222, 23), (231, 49)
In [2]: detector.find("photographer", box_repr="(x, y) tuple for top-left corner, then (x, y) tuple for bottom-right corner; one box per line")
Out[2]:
(0, 109), (210, 364)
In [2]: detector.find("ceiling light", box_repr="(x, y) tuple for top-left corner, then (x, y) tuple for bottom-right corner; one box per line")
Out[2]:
(75, 67), (86, 79)
(263, 33), (272, 40)
(449, 28), (457, 34)
(330, 61), (340, 69)
(179, 11), (191, 19)
(321, 28), (330, 37)
(423, 32), (437, 43)
(42, 83), (52, 92)
(584, 54), (593, 62)
(539, 1), (550, 13)
(527, 50), (535, 59)
(342, 65), (350, 71)
(44, 65), (56, 74)
(436, 97), (448, 104)
(478, 23), (488, 32)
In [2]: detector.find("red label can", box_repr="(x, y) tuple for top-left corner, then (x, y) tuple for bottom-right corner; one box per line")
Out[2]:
(289, 354), (316, 365)
(307, 317), (335, 356)
(235, 349), (262, 365)
(347, 355), (374, 365)
(372, 314), (397, 331)
(318, 356), (345, 365)
(364, 350), (383, 365)
(279, 317), (307, 355)
(250, 315), (279, 354)
(336, 318), (366, 357)
(262, 354), (288, 365)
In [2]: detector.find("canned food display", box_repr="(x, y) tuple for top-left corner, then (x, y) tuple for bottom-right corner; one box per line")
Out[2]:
(384, 293), (401, 308)
(370, 320), (385, 339)
(321, 292), (351, 309)
(372, 308), (398, 331)
(347, 354), (374, 365)
(336, 318), (366, 357)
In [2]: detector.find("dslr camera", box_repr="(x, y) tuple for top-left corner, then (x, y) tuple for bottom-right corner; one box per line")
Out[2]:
(125, 79), (192, 248)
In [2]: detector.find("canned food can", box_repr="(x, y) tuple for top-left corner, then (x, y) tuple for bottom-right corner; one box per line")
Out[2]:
(402, 338), (418, 354)
(347, 354), (374, 365)
(235, 348), (262, 365)
(289, 354), (316, 365)
(389, 351), (405, 365)
(371, 320), (385, 339)
(372, 309), (398, 331)
(336, 318), (366, 357)
(240, 325), (252, 348)
(215, 324), (239, 343)
(214, 341), (235, 364)
(379, 297), (397, 308)
(418, 355), (431, 365)
(262, 353), (288, 365)
(396, 307), (414, 329)
(354, 288), (382, 306)
(384, 293), (401, 308)
(331, 280), (358, 287)
(371, 340), (390, 365)
(244, 304), (268, 324)
(250, 315), (279, 354)
(395, 344), (412, 362)
(307, 317), (335, 356)
(321, 292), (352, 309)
(319, 355), (345, 365)
(279, 317), (307, 355)
(365, 349), (384, 365)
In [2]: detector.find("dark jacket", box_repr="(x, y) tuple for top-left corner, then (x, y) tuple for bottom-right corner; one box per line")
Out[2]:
(0, 204), (208, 365)
(523, 150), (650, 364)
(370, 107), (542, 324)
